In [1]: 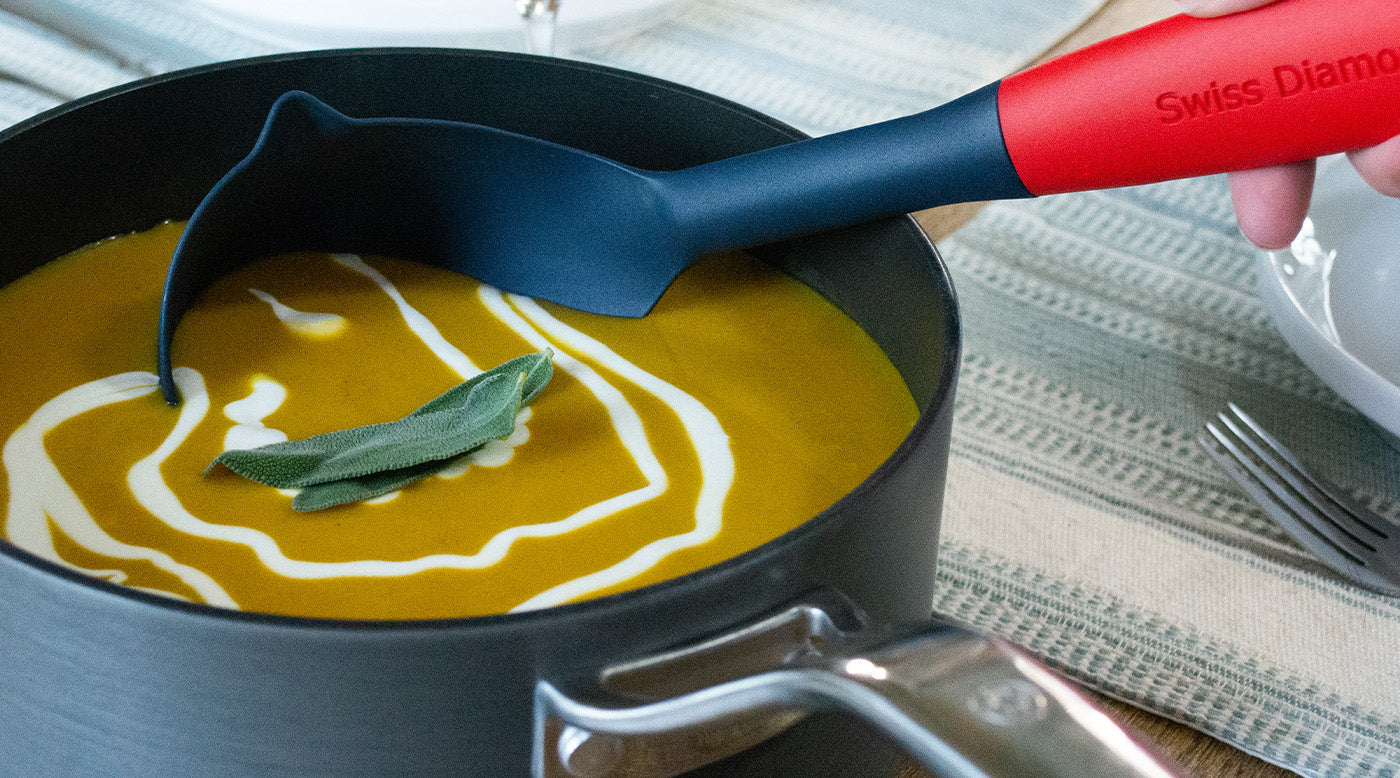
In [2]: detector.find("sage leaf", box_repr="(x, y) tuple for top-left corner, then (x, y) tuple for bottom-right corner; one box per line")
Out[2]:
(290, 459), (446, 512)
(207, 351), (553, 510)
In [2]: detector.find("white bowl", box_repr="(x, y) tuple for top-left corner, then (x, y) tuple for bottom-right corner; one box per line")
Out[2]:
(1257, 155), (1400, 443)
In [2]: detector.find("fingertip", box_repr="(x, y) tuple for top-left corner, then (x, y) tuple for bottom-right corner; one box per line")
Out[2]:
(1347, 136), (1400, 198)
(1228, 161), (1315, 250)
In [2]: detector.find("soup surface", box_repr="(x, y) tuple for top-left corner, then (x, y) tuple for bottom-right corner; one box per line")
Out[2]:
(0, 223), (917, 619)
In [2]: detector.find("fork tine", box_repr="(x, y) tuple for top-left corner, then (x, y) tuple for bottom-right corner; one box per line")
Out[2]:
(1208, 414), (1379, 564)
(1200, 423), (1376, 568)
(1221, 404), (1391, 544)
(1201, 411), (1400, 596)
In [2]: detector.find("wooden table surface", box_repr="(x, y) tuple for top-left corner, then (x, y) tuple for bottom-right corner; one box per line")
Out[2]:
(903, 0), (1298, 774)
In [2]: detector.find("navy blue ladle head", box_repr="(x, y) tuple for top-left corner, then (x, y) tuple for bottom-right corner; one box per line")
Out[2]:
(156, 86), (1025, 403)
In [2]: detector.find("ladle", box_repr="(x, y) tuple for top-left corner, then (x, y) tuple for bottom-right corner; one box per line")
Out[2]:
(158, 0), (1399, 403)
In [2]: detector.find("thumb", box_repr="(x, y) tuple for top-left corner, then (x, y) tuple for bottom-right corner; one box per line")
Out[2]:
(1173, 0), (1276, 18)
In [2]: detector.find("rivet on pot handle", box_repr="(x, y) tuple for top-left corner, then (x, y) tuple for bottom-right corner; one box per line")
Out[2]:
(534, 596), (1180, 777)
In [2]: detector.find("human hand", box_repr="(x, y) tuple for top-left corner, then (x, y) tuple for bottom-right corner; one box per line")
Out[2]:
(1175, 0), (1400, 249)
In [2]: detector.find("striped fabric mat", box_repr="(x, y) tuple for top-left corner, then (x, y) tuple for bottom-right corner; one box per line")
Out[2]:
(2, 0), (1397, 774)
(936, 183), (1400, 776)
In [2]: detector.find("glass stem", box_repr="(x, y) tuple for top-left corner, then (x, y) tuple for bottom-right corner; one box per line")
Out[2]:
(518, 0), (561, 56)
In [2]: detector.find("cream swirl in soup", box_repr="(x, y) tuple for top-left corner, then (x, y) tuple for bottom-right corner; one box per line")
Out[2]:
(0, 223), (916, 619)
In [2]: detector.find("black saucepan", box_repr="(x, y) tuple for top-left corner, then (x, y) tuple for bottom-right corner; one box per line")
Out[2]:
(0, 50), (1170, 777)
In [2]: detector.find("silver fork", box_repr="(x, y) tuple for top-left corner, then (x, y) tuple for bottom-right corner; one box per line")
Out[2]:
(1200, 403), (1400, 596)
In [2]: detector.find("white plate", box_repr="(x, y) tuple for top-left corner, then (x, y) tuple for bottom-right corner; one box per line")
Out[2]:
(1257, 155), (1400, 441)
(185, 0), (685, 51)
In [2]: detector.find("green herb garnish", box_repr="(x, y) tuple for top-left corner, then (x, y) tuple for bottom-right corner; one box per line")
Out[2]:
(206, 351), (553, 511)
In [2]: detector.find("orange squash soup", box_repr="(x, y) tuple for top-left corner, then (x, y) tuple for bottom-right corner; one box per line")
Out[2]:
(0, 222), (917, 619)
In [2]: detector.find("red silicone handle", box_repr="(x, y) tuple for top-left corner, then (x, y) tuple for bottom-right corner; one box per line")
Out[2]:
(999, 0), (1400, 195)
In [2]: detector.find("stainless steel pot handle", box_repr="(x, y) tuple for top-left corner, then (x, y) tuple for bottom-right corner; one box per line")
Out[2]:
(535, 597), (1180, 777)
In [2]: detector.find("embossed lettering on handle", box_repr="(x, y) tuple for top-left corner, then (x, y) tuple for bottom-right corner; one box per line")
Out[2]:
(999, 0), (1400, 194)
